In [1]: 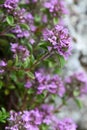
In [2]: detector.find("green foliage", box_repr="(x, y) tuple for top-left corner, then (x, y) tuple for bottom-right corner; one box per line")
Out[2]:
(6, 15), (14, 26)
(20, 23), (30, 30)
(0, 108), (9, 123)
(74, 98), (83, 109)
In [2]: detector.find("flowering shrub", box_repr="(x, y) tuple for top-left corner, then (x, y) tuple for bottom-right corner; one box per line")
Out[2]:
(0, 0), (87, 129)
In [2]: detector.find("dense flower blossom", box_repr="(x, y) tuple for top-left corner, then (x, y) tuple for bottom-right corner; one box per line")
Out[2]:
(44, 0), (68, 17)
(35, 70), (65, 97)
(4, 0), (19, 10)
(53, 118), (77, 130)
(12, 25), (30, 38)
(43, 24), (72, 59)
(5, 108), (48, 130)
(65, 72), (87, 96)
(0, 60), (7, 74)
(6, 109), (77, 130)
(10, 43), (30, 61)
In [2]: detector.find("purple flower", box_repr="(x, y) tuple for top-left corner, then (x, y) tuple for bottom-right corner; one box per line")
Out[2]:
(24, 80), (32, 88)
(65, 72), (87, 96)
(6, 109), (43, 130)
(12, 25), (30, 38)
(0, 60), (7, 74)
(4, 0), (19, 10)
(44, 0), (68, 17)
(35, 70), (65, 97)
(56, 118), (77, 130)
(43, 24), (72, 59)
(10, 43), (30, 61)
(0, 60), (7, 67)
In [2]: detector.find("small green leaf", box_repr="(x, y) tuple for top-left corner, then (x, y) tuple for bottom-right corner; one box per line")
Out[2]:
(0, 81), (4, 89)
(20, 23), (30, 30)
(27, 44), (33, 52)
(35, 14), (41, 23)
(73, 90), (80, 97)
(58, 55), (66, 68)
(6, 15), (14, 26)
(26, 72), (35, 79)
(5, 33), (16, 38)
(0, 107), (9, 123)
(74, 98), (83, 109)
(53, 17), (59, 25)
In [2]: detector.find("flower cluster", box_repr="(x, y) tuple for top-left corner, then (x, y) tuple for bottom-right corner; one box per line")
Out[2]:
(43, 24), (72, 59)
(5, 108), (51, 130)
(0, 0), (82, 129)
(4, 0), (19, 10)
(5, 108), (77, 130)
(53, 118), (77, 130)
(10, 43), (30, 61)
(35, 69), (65, 97)
(65, 72), (87, 96)
(12, 25), (30, 38)
(44, 0), (68, 17)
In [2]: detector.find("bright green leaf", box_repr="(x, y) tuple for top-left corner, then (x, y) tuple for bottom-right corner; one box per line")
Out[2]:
(6, 15), (14, 26)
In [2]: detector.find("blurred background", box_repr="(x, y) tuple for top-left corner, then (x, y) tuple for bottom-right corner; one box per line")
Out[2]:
(59, 0), (87, 129)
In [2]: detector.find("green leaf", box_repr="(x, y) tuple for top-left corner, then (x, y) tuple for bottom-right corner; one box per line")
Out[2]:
(73, 90), (80, 97)
(26, 72), (35, 79)
(53, 17), (59, 25)
(7, 60), (13, 67)
(35, 14), (41, 23)
(0, 81), (4, 89)
(6, 15), (14, 26)
(20, 23), (30, 30)
(38, 41), (51, 50)
(27, 88), (34, 94)
(4, 33), (16, 39)
(0, 107), (9, 123)
(58, 55), (66, 68)
(74, 98), (83, 109)
(27, 43), (33, 53)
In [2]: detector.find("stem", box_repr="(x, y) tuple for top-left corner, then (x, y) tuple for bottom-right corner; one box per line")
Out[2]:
(25, 50), (53, 72)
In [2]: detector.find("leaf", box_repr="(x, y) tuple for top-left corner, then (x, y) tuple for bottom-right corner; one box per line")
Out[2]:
(35, 14), (41, 23)
(4, 33), (16, 38)
(6, 15), (14, 26)
(74, 98), (83, 109)
(26, 72), (35, 79)
(0, 81), (4, 89)
(27, 43), (33, 52)
(0, 107), (9, 123)
(53, 17), (59, 25)
(20, 23), (30, 30)
(38, 41), (51, 50)
(58, 55), (66, 68)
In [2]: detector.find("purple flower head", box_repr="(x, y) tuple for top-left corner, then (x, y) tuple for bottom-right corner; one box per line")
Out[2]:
(56, 118), (77, 130)
(65, 72), (87, 96)
(35, 70), (65, 97)
(12, 25), (30, 38)
(4, 0), (19, 10)
(44, 0), (68, 17)
(10, 43), (30, 61)
(43, 25), (72, 59)
(24, 80), (32, 88)
(13, 8), (26, 23)
(6, 109), (43, 130)
(0, 60), (7, 67)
